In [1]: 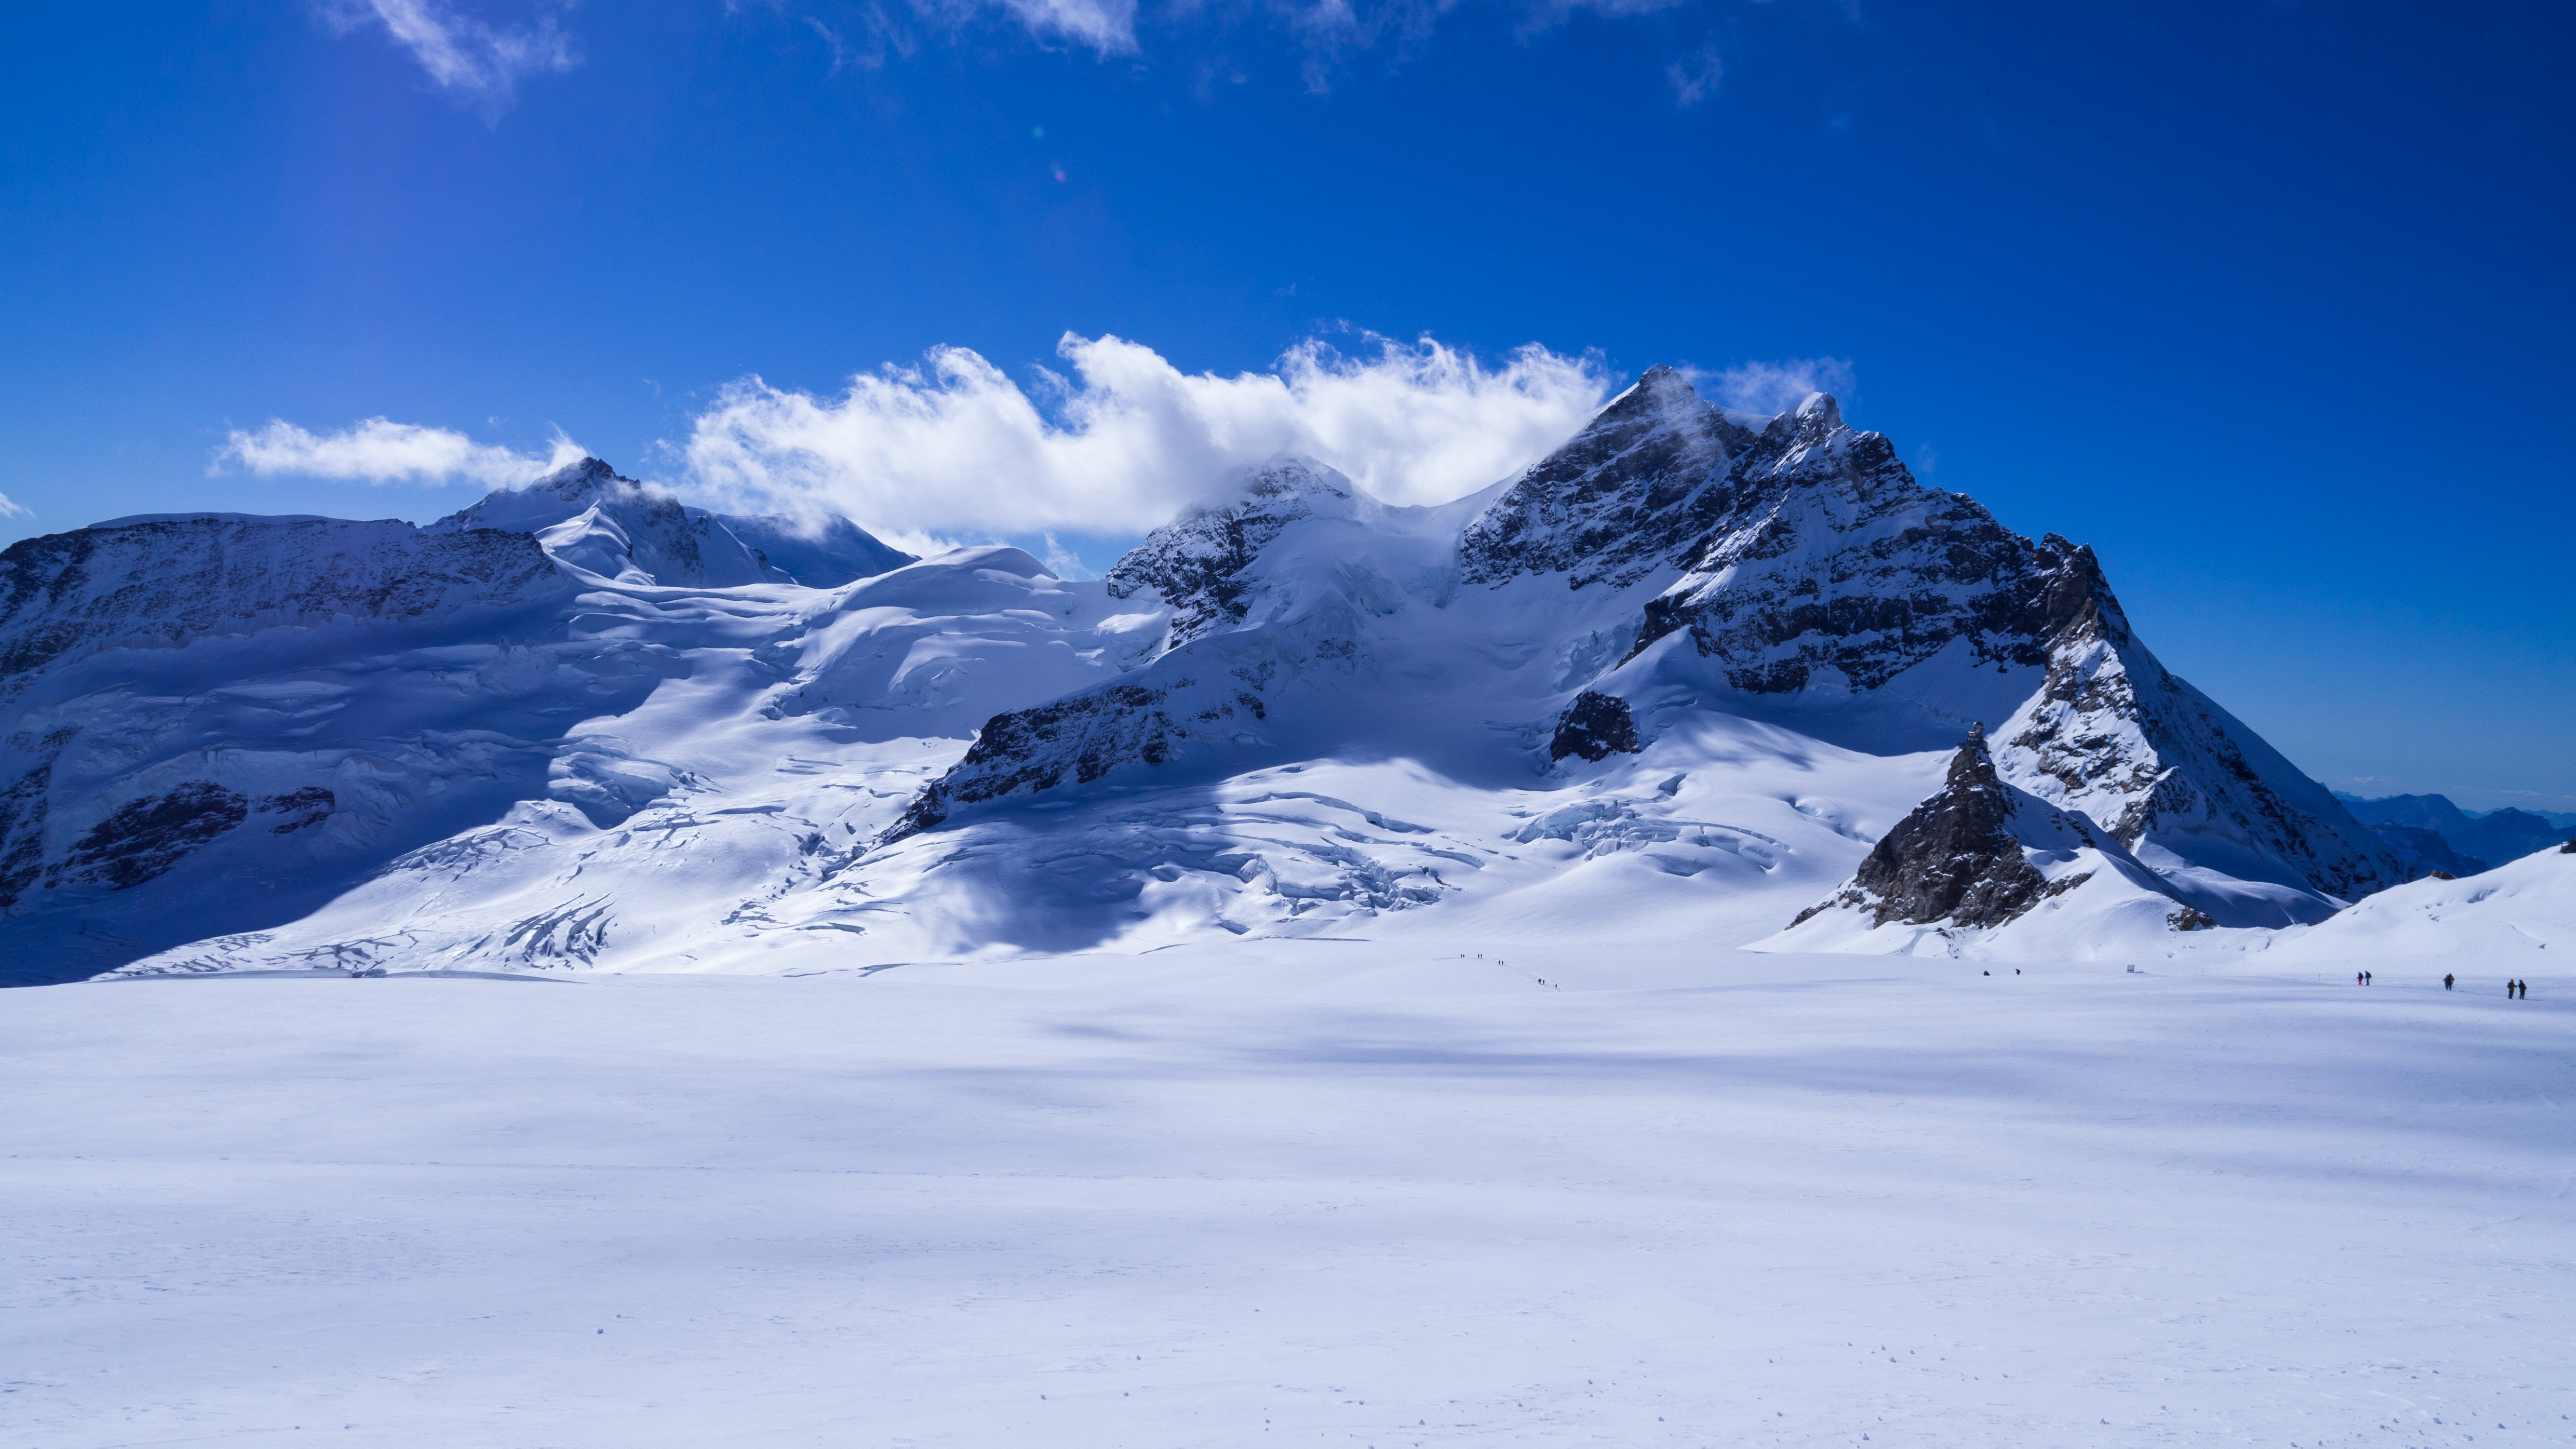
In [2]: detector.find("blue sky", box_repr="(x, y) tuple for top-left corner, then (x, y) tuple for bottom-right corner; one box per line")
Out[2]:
(2, 1), (2569, 808)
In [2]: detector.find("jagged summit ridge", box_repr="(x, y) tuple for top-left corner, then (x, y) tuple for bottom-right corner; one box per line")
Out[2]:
(437, 456), (914, 588)
(1458, 365), (1755, 590)
(1104, 455), (1361, 652)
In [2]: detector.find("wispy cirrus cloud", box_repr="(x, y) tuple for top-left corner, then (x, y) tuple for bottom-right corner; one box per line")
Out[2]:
(765, 0), (1737, 98)
(1665, 38), (1722, 106)
(0, 493), (31, 521)
(317, 0), (579, 113)
(215, 418), (588, 487)
(739, 0), (1138, 61)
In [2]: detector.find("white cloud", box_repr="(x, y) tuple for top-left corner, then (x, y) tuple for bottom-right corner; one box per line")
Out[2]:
(318, 0), (578, 111)
(1666, 38), (1722, 106)
(1041, 533), (1099, 580)
(0, 493), (30, 521)
(1698, 356), (1856, 416)
(215, 418), (588, 487)
(784, 0), (1136, 57)
(991, 0), (1138, 52)
(679, 332), (1614, 538)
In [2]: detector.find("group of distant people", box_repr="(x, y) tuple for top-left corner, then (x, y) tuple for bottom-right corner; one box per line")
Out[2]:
(2364, 971), (2532, 998)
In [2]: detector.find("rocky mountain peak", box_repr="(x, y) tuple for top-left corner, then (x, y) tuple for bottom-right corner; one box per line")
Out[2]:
(1231, 454), (1352, 508)
(1791, 723), (2095, 931)
(541, 454), (619, 491)
(1457, 365), (1752, 589)
(1102, 454), (1359, 651)
(1785, 390), (1843, 435)
(1624, 363), (1703, 412)
(1950, 720), (1994, 784)
(431, 456), (644, 536)
(427, 457), (909, 589)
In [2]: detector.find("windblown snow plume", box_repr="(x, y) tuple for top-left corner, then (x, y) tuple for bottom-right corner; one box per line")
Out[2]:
(680, 332), (1612, 539)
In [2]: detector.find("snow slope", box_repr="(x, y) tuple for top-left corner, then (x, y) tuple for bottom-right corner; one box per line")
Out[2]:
(2219, 842), (2576, 972)
(4, 945), (2570, 1447)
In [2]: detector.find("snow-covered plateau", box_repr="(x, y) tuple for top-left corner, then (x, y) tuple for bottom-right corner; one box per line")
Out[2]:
(3, 370), (2569, 1445)
(5, 950), (2570, 1447)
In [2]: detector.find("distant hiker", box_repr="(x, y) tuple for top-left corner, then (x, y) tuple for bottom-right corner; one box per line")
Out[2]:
(2365, 971), (2373, 985)
(2357, 972), (2365, 986)
(2444, 973), (2455, 990)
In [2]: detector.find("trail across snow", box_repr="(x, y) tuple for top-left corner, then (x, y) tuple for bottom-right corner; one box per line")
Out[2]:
(4, 944), (2569, 1447)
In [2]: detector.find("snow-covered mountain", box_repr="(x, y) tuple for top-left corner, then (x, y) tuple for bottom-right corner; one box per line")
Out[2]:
(429, 456), (914, 587)
(0, 376), (2489, 985)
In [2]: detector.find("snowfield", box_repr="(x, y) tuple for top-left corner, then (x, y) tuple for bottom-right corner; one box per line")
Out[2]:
(4, 947), (2570, 1447)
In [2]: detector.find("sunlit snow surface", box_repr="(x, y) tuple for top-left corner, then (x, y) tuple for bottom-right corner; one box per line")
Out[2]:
(5, 948), (2570, 1446)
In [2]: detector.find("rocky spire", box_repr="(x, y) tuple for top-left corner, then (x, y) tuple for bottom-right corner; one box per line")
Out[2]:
(1796, 724), (2069, 929)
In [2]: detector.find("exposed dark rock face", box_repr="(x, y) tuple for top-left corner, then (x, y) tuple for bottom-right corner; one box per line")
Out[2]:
(1793, 726), (2075, 929)
(1460, 374), (2072, 695)
(58, 781), (250, 890)
(2561, 838), (2575, 855)
(258, 787), (337, 835)
(1103, 458), (1353, 651)
(0, 758), (52, 908)
(2168, 906), (2218, 931)
(881, 680), (1236, 843)
(1460, 366), (1757, 591)
(1549, 691), (1641, 762)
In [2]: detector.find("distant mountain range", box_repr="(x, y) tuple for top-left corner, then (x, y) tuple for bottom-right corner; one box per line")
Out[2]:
(2332, 791), (2576, 877)
(1, 370), (2559, 982)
